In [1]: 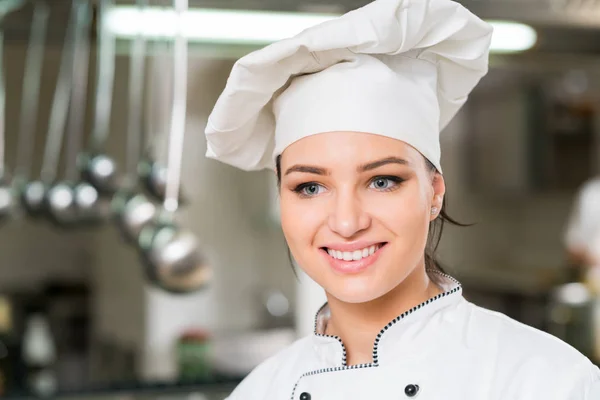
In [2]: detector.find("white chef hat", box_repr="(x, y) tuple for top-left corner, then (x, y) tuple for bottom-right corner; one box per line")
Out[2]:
(205, 0), (493, 173)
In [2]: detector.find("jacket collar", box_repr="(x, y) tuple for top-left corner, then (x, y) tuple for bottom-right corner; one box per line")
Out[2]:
(311, 270), (464, 367)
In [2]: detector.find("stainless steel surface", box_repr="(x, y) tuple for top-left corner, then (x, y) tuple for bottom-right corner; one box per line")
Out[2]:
(135, 0), (211, 294)
(111, 0), (157, 241)
(90, 0), (116, 152)
(138, 222), (211, 293)
(112, 191), (157, 243)
(66, 0), (91, 183)
(81, 0), (119, 195)
(14, 1), (48, 179)
(39, 0), (76, 184)
(0, 18), (16, 220)
(163, 0), (188, 215)
(125, 0), (147, 185)
(46, 0), (92, 226)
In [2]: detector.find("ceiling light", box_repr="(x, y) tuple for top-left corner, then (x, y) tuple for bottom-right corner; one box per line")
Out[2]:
(487, 20), (538, 53)
(105, 6), (537, 53)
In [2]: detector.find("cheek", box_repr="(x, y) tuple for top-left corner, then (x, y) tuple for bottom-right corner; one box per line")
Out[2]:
(371, 185), (429, 231)
(279, 193), (324, 248)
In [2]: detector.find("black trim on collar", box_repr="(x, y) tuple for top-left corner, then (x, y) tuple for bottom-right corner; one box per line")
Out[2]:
(294, 270), (462, 399)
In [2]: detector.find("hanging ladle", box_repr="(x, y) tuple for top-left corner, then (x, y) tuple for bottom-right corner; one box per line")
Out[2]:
(111, 0), (157, 242)
(0, 0), (29, 221)
(38, 0), (79, 225)
(78, 0), (120, 196)
(47, 0), (106, 227)
(0, 29), (12, 222)
(137, 0), (211, 294)
(137, 33), (186, 205)
(15, 0), (49, 217)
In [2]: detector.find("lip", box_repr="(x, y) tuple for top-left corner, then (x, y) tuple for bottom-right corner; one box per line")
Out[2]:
(320, 242), (387, 275)
(320, 240), (384, 252)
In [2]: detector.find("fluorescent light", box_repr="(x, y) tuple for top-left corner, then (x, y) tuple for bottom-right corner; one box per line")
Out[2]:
(105, 6), (537, 53)
(488, 20), (538, 53)
(104, 7), (337, 45)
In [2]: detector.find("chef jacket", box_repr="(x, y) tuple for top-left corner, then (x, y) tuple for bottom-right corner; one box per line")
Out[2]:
(226, 272), (600, 399)
(565, 177), (600, 264)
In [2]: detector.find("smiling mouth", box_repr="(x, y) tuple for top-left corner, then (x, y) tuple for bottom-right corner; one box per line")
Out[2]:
(321, 243), (386, 262)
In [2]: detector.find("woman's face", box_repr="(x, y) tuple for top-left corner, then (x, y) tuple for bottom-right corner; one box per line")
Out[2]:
(279, 131), (445, 304)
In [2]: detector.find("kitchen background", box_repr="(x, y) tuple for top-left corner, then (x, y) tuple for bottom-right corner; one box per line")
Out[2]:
(0, 0), (599, 399)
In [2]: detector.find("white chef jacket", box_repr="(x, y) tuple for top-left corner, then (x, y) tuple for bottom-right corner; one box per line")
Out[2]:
(565, 177), (600, 264)
(226, 273), (600, 400)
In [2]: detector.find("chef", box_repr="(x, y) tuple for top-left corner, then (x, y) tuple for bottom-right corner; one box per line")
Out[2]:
(565, 177), (600, 273)
(204, 0), (600, 398)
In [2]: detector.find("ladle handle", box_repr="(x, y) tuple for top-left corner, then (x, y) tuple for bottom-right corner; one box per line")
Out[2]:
(65, 0), (91, 182)
(163, 0), (188, 214)
(0, 0), (27, 177)
(40, 0), (78, 182)
(15, 1), (49, 179)
(89, 0), (116, 153)
(0, 31), (5, 178)
(125, 0), (148, 185)
(143, 37), (172, 160)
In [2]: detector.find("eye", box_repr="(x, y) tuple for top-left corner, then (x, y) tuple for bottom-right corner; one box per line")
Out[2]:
(294, 183), (325, 197)
(369, 176), (403, 191)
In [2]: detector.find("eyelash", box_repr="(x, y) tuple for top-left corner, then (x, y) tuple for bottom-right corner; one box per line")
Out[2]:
(292, 176), (405, 198)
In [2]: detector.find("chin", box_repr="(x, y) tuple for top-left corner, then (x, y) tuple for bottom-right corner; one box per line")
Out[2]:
(325, 278), (393, 304)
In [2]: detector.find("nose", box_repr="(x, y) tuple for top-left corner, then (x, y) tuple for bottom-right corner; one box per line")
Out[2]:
(328, 188), (371, 238)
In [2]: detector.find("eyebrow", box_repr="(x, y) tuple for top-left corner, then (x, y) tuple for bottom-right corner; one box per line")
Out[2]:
(358, 156), (411, 172)
(284, 165), (329, 176)
(284, 156), (410, 176)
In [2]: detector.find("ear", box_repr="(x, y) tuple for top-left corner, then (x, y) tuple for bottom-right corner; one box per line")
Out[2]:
(430, 173), (446, 220)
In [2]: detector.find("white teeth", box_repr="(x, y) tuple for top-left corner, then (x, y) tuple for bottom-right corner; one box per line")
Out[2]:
(327, 244), (382, 261)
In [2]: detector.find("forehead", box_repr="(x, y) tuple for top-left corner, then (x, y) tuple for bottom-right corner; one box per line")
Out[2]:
(280, 131), (423, 167)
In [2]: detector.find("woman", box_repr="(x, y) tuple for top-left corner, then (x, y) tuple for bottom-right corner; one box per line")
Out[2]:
(205, 0), (600, 398)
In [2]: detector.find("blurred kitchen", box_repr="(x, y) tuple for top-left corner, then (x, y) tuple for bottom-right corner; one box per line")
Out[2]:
(0, 0), (598, 398)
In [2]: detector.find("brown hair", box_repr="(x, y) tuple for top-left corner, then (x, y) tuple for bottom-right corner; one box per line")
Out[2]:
(275, 155), (469, 281)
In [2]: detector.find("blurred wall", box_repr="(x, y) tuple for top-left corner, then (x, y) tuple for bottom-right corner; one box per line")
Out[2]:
(437, 86), (578, 276)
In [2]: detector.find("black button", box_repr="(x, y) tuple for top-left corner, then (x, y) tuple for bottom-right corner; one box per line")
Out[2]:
(405, 384), (419, 397)
(300, 393), (311, 400)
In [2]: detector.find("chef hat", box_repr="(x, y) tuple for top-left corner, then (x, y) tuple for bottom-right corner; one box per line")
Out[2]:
(205, 0), (493, 173)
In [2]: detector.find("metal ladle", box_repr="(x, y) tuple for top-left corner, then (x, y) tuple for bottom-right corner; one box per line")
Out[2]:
(0, 2), (28, 222)
(78, 0), (119, 195)
(15, 0), (49, 217)
(137, 31), (185, 205)
(48, 0), (105, 227)
(137, 0), (211, 294)
(111, 0), (157, 242)
(40, 0), (79, 226)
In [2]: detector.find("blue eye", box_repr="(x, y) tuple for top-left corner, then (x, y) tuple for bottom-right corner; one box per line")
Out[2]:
(294, 183), (325, 197)
(369, 176), (403, 190)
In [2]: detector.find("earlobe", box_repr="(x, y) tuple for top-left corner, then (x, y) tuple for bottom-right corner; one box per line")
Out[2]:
(430, 194), (443, 219)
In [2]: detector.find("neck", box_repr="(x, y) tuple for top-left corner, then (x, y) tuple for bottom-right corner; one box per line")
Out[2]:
(324, 265), (442, 366)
